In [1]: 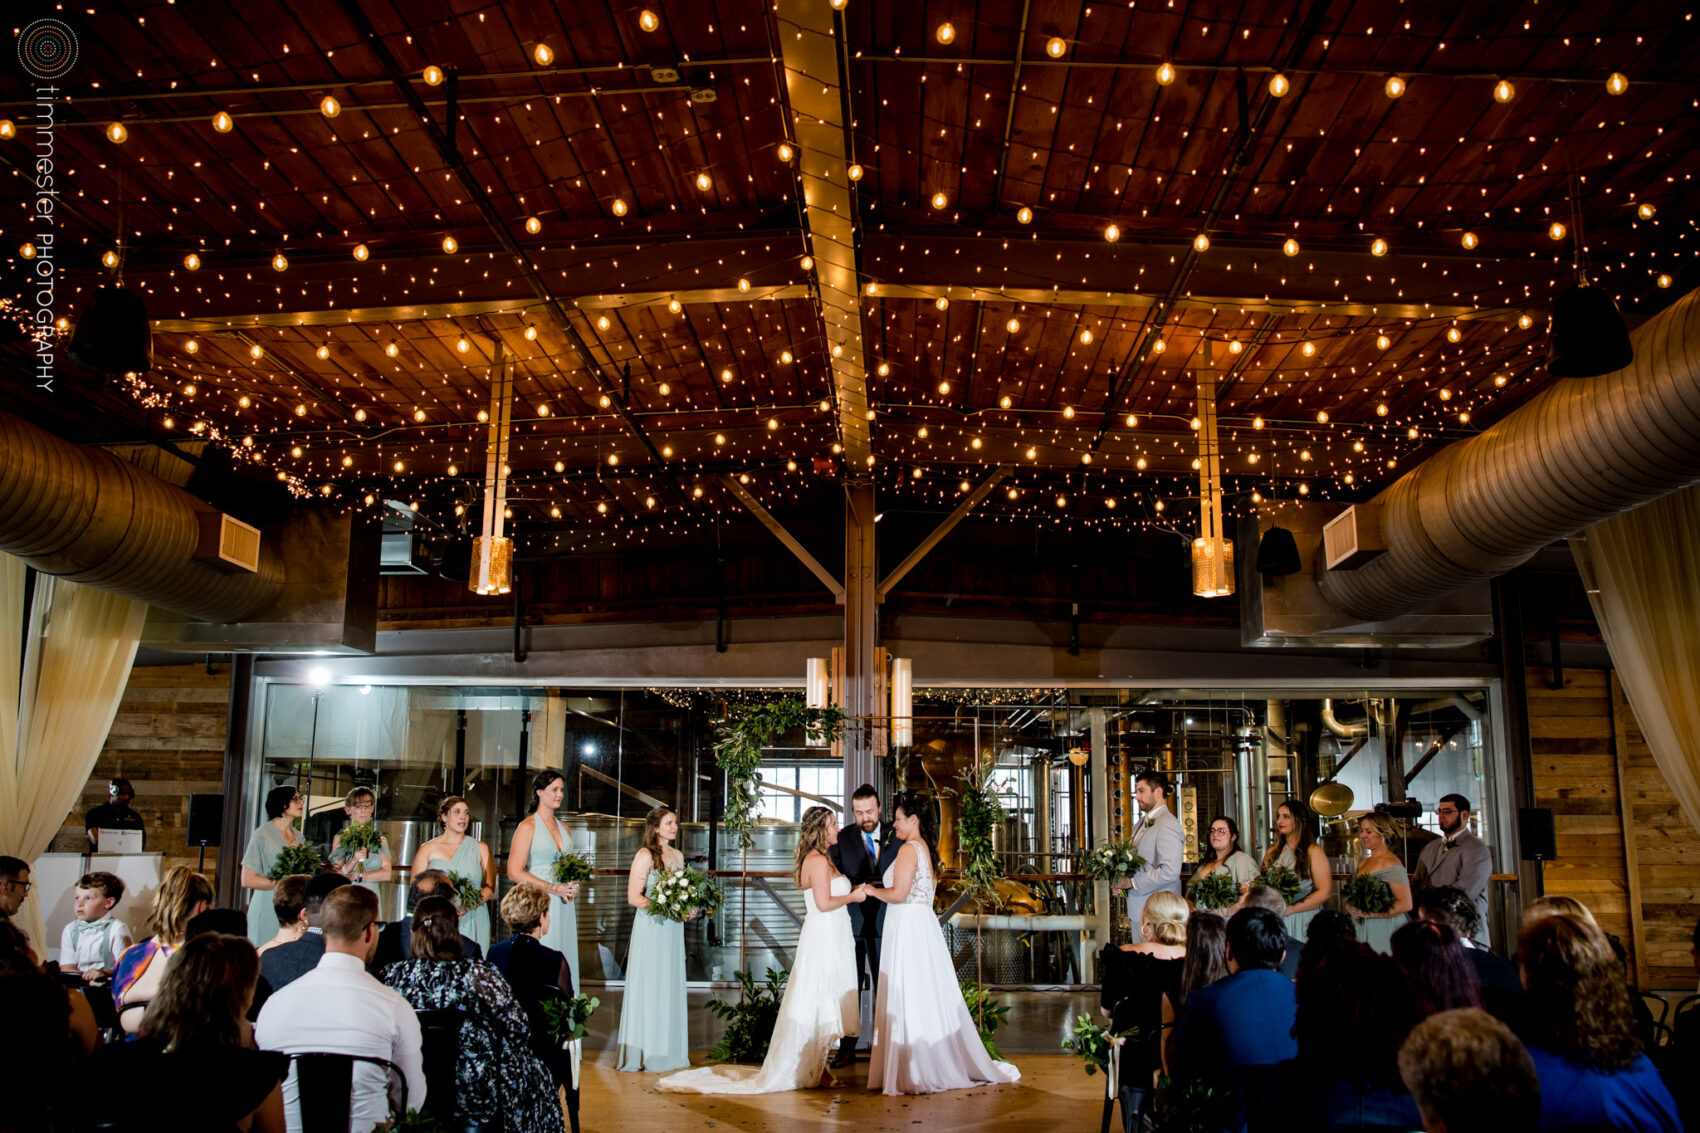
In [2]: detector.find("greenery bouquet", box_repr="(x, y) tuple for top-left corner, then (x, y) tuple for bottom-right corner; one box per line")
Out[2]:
(1081, 839), (1146, 883)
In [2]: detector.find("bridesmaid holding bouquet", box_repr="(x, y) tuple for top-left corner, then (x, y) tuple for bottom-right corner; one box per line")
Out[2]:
(410, 796), (494, 951)
(615, 804), (692, 1072)
(507, 769), (583, 990)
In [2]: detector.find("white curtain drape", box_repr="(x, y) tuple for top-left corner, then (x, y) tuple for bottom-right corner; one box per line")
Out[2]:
(0, 554), (148, 948)
(1570, 483), (1700, 836)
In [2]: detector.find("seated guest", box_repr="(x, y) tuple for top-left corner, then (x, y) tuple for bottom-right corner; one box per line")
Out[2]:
(256, 875), (311, 955)
(1392, 919), (1481, 1016)
(2, 941), (91, 1130)
(0, 856), (32, 951)
(1398, 1008), (1540, 1133)
(256, 886), (426, 1133)
(112, 865), (213, 1036)
(1241, 885), (1303, 979)
(2, 918), (99, 1056)
(1417, 885), (1523, 1028)
(1174, 907), (1298, 1120)
(381, 896), (564, 1133)
(1524, 895), (1658, 1054)
(1256, 942), (1424, 1132)
(490, 883), (578, 1089)
(186, 907), (274, 1019)
(1160, 909), (1229, 1075)
(90, 933), (287, 1131)
(371, 868), (484, 969)
(1099, 890), (1188, 1126)
(59, 871), (133, 982)
(1519, 913), (1680, 1131)
(260, 871), (350, 992)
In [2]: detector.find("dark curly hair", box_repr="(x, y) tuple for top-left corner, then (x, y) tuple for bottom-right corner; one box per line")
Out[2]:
(1295, 941), (1423, 1089)
(1392, 919), (1481, 1016)
(893, 791), (941, 873)
(1519, 913), (1642, 1072)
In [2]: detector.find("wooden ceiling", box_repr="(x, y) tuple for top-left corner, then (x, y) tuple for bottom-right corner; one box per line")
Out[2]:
(2, 0), (1696, 552)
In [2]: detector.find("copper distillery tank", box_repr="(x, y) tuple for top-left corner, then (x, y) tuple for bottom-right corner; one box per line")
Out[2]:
(916, 737), (1043, 917)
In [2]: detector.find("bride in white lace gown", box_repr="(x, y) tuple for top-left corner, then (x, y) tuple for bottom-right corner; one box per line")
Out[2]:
(658, 806), (866, 1094)
(867, 793), (1020, 1095)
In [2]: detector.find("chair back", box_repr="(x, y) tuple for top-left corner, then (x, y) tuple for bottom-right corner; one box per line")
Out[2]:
(81, 983), (123, 1040)
(291, 1051), (407, 1132)
(416, 1008), (471, 1123)
(1674, 993), (1700, 1050)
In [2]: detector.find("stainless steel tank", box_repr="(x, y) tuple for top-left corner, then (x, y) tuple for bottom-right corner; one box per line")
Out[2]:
(380, 819), (484, 921)
(706, 820), (805, 984)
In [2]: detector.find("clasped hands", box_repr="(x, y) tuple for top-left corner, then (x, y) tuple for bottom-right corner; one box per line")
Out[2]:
(847, 883), (876, 903)
(550, 881), (582, 900)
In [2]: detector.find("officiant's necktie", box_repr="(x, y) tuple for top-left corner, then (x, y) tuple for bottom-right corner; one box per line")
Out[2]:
(865, 831), (877, 859)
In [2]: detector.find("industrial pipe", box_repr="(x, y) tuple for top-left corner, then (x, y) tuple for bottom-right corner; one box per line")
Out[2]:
(1318, 289), (1700, 620)
(0, 409), (283, 622)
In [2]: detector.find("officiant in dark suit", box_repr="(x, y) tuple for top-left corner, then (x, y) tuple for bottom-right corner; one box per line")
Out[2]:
(829, 783), (900, 1066)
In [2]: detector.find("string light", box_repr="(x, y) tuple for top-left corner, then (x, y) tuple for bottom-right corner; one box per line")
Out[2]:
(1384, 75), (1406, 98)
(1017, 206), (1034, 224)
(1268, 73), (1290, 97)
(1007, 318), (1021, 334)
(1461, 231), (1479, 250)
(248, 344), (264, 360)
(847, 164), (864, 181)
(1155, 62), (1176, 86)
(182, 253), (200, 271)
(271, 253), (288, 272)
(695, 172), (713, 191)
(0, 120), (14, 140)
(1548, 221), (1567, 241)
(1370, 238), (1388, 256)
(1518, 314), (1534, 330)
(801, 255), (814, 271)
(1493, 78), (1514, 103)
(931, 191), (949, 210)
(1658, 274), (1673, 289)
(422, 65), (445, 86)
(316, 345), (330, 360)
(935, 22), (956, 44)
(1637, 203), (1656, 220)
(1376, 334), (1391, 350)
(1193, 233), (1210, 252)
(1104, 224), (1120, 242)
(105, 122), (128, 144)
(1606, 72), (1629, 95)
(319, 95), (341, 118)
(525, 216), (542, 234)
(777, 143), (794, 162)
(102, 250), (119, 269)
(534, 43), (554, 66)
(638, 9), (660, 32)
(441, 234), (459, 254)
(212, 111), (233, 133)
(1446, 327), (1463, 343)
(1080, 329), (1093, 345)
(1283, 238), (1300, 257)
(353, 243), (369, 261)
(1046, 37), (1067, 58)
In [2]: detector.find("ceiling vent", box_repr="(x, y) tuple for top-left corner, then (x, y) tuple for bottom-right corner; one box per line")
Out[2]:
(1322, 503), (1386, 571)
(651, 66), (681, 83)
(194, 512), (262, 573)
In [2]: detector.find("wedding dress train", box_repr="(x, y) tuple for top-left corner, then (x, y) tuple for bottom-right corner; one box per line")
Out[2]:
(868, 844), (1021, 1095)
(657, 875), (858, 1093)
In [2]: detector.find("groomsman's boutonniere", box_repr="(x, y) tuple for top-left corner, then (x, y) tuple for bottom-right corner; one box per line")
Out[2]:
(1143, 816), (1155, 830)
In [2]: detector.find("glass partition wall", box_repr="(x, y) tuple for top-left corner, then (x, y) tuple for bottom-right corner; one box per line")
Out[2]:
(248, 682), (1505, 987)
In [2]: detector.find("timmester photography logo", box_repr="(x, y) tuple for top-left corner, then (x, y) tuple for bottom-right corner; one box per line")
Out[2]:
(15, 17), (80, 392)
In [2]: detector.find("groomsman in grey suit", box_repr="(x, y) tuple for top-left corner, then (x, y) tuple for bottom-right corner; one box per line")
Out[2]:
(1413, 793), (1494, 946)
(1113, 770), (1184, 929)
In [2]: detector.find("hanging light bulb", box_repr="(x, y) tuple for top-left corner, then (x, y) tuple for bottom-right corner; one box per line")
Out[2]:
(736, 278), (751, 293)
(1046, 37), (1067, 58)
(1007, 318), (1021, 334)
(182, 253), (201, 271)
(935, 21), (956, 44)
(1268, 73), (1290, 97)
(441, 234), (458, 254)
(249, 343), (264, 360)
(316, 344), (331, 360)
(668, 298), (682, 314)
(1461, 231), (1479, 250)
(1447, 326), (1463, 343)
(1193, 232), (1210, 252)
(1370, 238), (1389, 257)
(1548, 221), (1567, 241)
(1104, 224), (1121, 242)
(847, 163), (864, 181)
(1518, 313), (1534, 330)
(1301, 341), (1316, 357)
(525, 216), (542, 234)
(0, 120), (15, 140)
(101, 249), (119, 269)
(1080, 328), (1093, 345)
(1376, 402), (1389, 416)
(1658, 274), (1673, 289)
(777, 142), (794, 162)
(1283, 237), (1300, 257)
(1493, 78), (1514, 103)
(1155, 61), (1176, 86)
(534, 43), (554, 66)
(1017, 206), (1034, 224)
(1385, 75), (1406, 99)
(524, 325), (538, 340)
(639, 9), (660, 31)
(422, 65), (445, 86)
(106, 122), (128, 144)
(935, 296), (950, 310)
(320, 95), (341, 118)
(1606, 72), (1629, 95)
(931, 191), (949, 210)
(1153, 338), (1167, 354)
(1637, 202), (1656, 220)
(186, 339), (200, 354)
(800, 255), (814, 271)
(695, 171), (713, 191)
(385, 342), (399, 357)
(456, 336), (471, 353)
(272, 252), (288, 272)
(353, 243), (370, 261)
(212, 110), (234, 133)
(1376, 333), (1391, 350)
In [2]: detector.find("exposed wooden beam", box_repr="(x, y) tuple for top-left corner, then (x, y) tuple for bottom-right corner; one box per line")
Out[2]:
(718, 475), (844, 601)
(878, 466), (1012, 600)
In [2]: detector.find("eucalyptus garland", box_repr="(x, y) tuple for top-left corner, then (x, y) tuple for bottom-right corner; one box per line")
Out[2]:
(956, 761), (1006, 905)
(1188, 870), (1241, 911)
(712, 699), (844, 849)
(1342, 872), (1397, 915)
(268, 842), (324, 881)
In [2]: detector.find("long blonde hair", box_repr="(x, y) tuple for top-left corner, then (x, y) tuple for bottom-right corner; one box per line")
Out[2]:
(1359, 811), (1402, 852)
(793, 806), (834, 886)
(149, 866), (213, 945)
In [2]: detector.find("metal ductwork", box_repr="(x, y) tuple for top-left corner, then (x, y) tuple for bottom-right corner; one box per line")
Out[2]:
(1319, 289), (1700, 621)
(0, 408), (283, 622)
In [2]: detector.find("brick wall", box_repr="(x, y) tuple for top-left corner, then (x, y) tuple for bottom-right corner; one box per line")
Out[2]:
(54, 662), (231, 884)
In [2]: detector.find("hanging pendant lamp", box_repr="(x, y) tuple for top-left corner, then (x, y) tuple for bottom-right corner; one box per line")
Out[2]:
(1546, 169), (1634, 378)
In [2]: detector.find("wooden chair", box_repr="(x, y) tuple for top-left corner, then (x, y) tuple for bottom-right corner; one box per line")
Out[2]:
(417, 1008), (490, 1133)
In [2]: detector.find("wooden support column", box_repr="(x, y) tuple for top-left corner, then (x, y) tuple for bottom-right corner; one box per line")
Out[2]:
(842, 482), (879, 801)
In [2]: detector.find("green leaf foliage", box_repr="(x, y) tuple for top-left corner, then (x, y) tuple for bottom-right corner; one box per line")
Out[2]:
(548, 852), (594, 885)
(1254, 864), (1302, 904)
(960, 980), (1011, 1060)
(1061, 1013), (1139, 1076)
(713, 699), (844, 850)
(540, 993), (600, 1044)
(268, 842), (324, 881)
(337, 820), (384, 858)
(1341, 872), (1396, 914)
(1081, 839), (1146, 883)
(447, 871), (484, 915)
(956, 761), (1006, 905)
(1188, 870), (1240, 911)
(705, 968), (790, 1062)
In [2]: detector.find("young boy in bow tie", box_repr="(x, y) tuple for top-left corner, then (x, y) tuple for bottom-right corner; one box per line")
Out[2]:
(58, 871), (133, 982)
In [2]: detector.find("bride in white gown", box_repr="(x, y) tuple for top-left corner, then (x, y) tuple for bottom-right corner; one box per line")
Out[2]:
(658, 806), (867, 1094)
(866, 793), (1020, 1095)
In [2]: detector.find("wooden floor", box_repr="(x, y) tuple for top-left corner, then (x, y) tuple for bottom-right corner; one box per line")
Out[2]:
(577, 1054), (1103, 1132)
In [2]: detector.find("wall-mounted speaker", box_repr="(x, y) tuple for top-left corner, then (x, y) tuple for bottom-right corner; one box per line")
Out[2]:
(1518, 807), (1557, 861)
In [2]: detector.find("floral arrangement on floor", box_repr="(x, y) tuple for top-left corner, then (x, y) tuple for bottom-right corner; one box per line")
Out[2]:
(1254, 864), (1302, 904)
(541, 993), (600, 1045)
(447, 871), (485, 915)
(1341, 872), (1396, 915)
(1081, 839), (1146, 884)
(268, 843), (324, 881)
(1063, 1013), (1139, 1076)
(1188, 870), (1240, 912)
(705, 968), (788, 1062)
(645, 864), (721, 922)
(548, 851), (594, 886)
(961, 980), (1012, 1059)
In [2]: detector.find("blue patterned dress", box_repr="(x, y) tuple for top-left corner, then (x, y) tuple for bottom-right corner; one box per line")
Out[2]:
(615, 867), (688, 1072)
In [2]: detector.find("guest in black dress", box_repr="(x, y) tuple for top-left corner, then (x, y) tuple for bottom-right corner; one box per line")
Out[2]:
(1099, 890), (1189, 1130)
(89, 932), (288, 1131)
(490, 883), (576, 1083)
(381, 896), (564, 1133)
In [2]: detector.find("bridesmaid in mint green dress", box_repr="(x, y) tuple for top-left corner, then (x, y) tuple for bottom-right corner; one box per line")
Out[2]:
(1347, 813), (1414, 954)
(410, 796), (493, 952)
(506, 769), (581, 990)
(241, 785), (306, 947)
(1260, 799), (1333, 941)
(616, 804), (690, 1072)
